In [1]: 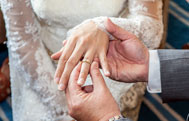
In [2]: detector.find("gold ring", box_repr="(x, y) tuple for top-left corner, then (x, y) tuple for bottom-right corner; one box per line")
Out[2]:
(82, 58), (91, 65)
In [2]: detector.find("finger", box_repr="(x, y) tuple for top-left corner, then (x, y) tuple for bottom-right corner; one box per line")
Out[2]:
(105, 18), (134, 40)
(94, 57), (100, 63)
(82, 85), (93, 93)
(58, 43), (85, 90)
(77, 50), (95, 86)
(90, 61), (107, 90)
(54, 37), (77, 85)
(99, 52), (110, 77)
(66, 63), (87, 110)
(62, 40), (68, 46)
(67, 62), (83, 95)
(51, 48), (63, 60)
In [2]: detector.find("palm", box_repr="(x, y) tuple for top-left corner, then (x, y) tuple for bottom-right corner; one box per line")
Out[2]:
(107, 37), (149, 83)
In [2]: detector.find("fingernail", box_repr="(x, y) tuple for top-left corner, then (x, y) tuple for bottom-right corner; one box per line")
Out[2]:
(58, 84), (65, 91)
(77, 79), (84, 85)
(105, 70), (110, 77)
(54, 77), (60, 84)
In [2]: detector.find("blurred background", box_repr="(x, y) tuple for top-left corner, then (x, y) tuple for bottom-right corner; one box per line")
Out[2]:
(0, 0), (188, 121)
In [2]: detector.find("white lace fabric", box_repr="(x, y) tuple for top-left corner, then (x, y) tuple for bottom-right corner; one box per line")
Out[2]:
(68, 0), (163, 49)
(0, 0), (163, 121)
(1, 0), (72, 120)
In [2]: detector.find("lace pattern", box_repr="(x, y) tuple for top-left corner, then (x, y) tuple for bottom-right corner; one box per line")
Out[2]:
(67, 1), (163, 49)
(1, 0), (72, 120)
(68, 15), (163, 49)
(0, 0), (163, 120)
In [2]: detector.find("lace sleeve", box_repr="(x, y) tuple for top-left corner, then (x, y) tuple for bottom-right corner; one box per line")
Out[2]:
(0, 0), (68, 118)
(68, 0), (163, 49)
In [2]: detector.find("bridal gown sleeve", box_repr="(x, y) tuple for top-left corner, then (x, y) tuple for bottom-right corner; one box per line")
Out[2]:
(0, 0), (69, 119)
(68, 0), (163, 49)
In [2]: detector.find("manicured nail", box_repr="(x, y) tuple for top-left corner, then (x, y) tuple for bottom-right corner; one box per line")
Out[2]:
(54, 77), (60, 84)
(77, 79), (84, 85)
(58, 84), (65, 91)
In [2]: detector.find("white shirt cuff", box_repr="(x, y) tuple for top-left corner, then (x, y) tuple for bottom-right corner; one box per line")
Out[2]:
(147, 50), (162, 93)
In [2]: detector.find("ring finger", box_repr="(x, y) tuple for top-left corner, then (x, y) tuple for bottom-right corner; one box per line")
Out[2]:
(77, 50), (95, 86)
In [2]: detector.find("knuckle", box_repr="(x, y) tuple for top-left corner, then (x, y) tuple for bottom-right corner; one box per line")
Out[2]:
(80, 71), (88, 77)
(67, 59), (76, 66)
(71, 35), (79, 41)
(61, 56), (68, 63)
(84, 36), (90, 41)
(80, 36), (90, 44)
(94, 71), (101, 77)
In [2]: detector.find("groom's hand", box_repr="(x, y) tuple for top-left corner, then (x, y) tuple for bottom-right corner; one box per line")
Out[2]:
(105, 19), (149, 83)
(65, 61), (120, 121)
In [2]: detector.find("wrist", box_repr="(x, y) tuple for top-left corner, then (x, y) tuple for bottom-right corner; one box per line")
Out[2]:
(140, 49), (149, 83)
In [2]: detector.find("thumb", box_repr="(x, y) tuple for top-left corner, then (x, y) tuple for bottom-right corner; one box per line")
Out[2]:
(105, 18), (134, 41)
(67, 62), (83, 94)
(90, 61), (107, 90)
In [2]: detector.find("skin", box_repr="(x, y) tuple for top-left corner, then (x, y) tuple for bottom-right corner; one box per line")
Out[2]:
(51, 0), (162, 91)
(51, 21), (110, 90)
(65, 61), (121, 121)
(105, 19), (149, 83)
(56, 19), (150, 120)
(52, 19), (149, 84)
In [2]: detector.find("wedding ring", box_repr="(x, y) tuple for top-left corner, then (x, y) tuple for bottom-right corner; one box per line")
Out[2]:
(82, 58), (91, 65)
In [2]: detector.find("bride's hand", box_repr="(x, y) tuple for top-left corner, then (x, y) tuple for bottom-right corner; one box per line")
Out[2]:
(51, 21), (110, 90)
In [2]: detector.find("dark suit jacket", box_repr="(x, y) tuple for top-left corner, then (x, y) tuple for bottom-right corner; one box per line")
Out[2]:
(158, 50), (189, 102)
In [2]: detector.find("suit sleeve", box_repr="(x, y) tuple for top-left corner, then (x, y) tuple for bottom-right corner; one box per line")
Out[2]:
(158, 50), (189, 102)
